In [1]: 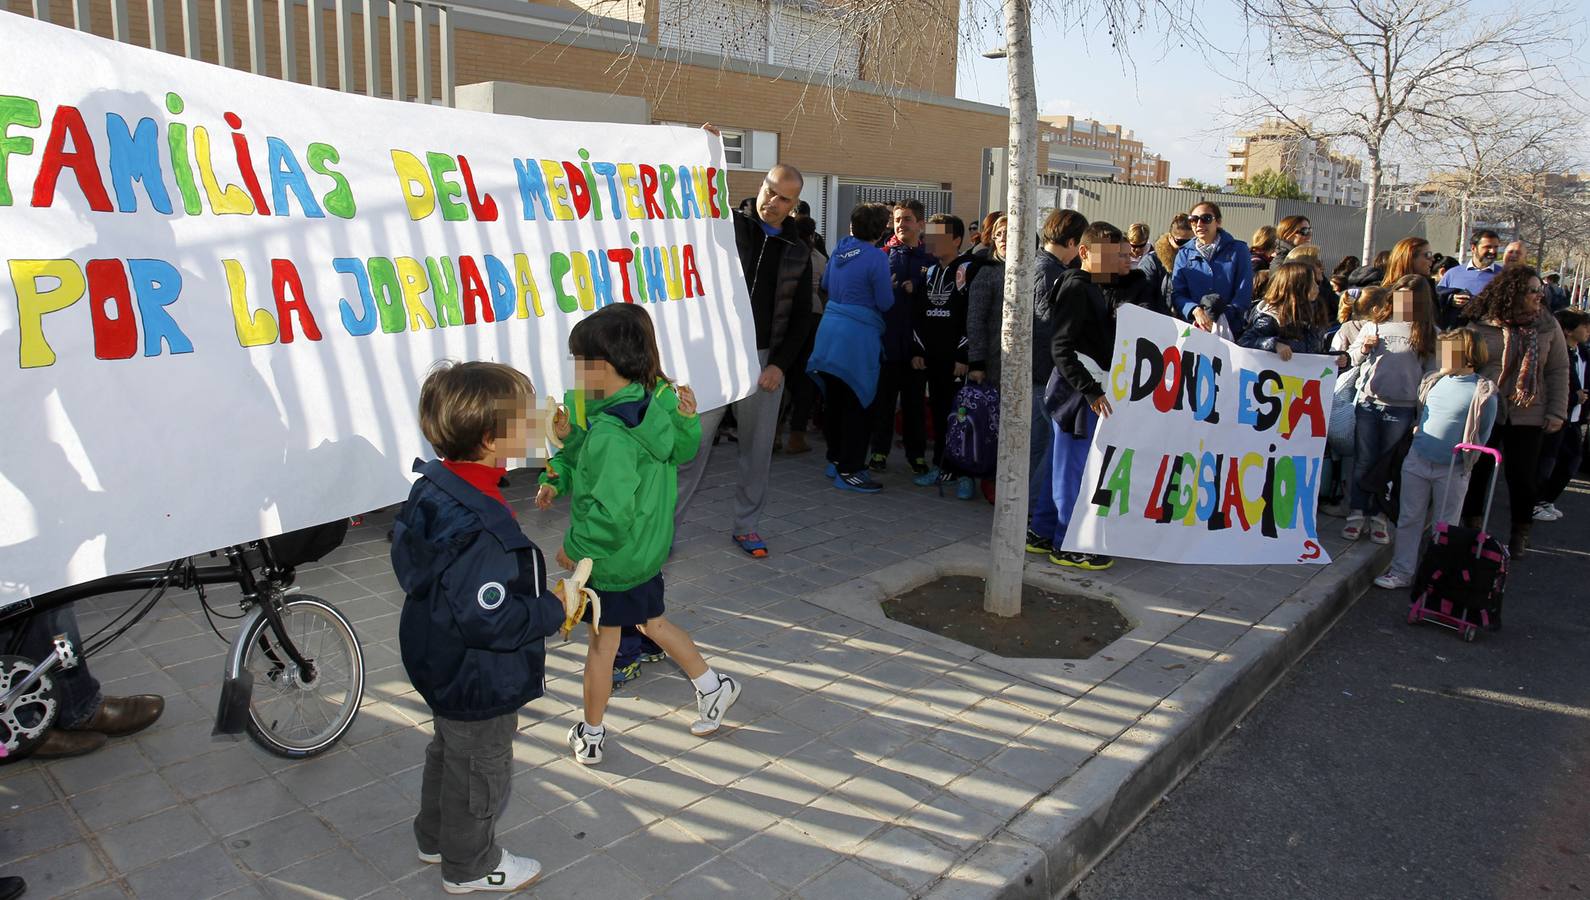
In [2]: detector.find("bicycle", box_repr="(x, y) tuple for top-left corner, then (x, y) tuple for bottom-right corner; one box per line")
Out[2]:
(0, 520), (365, 760)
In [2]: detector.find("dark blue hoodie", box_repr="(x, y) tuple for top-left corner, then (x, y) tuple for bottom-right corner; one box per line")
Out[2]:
(392, 459), (564, 721)
(884, 239), (937, 363)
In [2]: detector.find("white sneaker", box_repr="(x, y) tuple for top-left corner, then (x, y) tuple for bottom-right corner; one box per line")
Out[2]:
(1533, 503), (1562, 522)
(1374, 572), (1412, 590)
(1369, 515), (1392, 544)
(443, 850), (542, 894)
(1547, 503), (1566, 520)
(419, 850), (442, 864)
(1341, 515), (1366, 541)
(568, 723), (605, 766)
(691, 674), (741, 736)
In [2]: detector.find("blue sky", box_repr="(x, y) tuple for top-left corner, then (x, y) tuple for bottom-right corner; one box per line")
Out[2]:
(954, 1), (1590, 186)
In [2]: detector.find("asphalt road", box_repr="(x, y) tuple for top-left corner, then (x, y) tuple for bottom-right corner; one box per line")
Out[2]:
(1075, 474), (1590, 900)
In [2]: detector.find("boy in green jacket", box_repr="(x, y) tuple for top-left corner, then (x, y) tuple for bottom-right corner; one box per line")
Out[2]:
(549, 305), (742, 765)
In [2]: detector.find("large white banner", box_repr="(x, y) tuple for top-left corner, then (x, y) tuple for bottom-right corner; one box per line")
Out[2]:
(1061, 305), (1336, 565)
(0, 12), (758, 602)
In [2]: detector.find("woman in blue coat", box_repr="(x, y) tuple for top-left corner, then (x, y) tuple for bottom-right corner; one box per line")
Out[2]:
(1171, 200), (1254, 338)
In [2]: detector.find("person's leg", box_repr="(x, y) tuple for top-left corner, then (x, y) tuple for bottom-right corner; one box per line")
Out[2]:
(1502, 425), (1545, 527)
(413, 721), (446, 857)
(674, 405), (728, 530)
(3, 604), (102, 728)
(868, 361), (902, 462)
(1536, 428), (1565, 493)
(899, 366), (929, 464)
(581, 624), (623, 728)
(820, 374), (845, 469)
(1542, 425), (1585, 505)
(612, 626), (644, 682)
(822, 375), (869, 475)
(1052, 412), (1098, 546)
(1029, 405), (1059, 542)
(1374, 406), (1418, 523)
(1386, 454), (1435, 581)
(729, 362), (785, 536)
(1349, 403), (1380, 515)
(636, 616), (708, 681)
(925, 365), (956, 468)
(435, 714), (515, 884)
(1462, 425), (1505, 522)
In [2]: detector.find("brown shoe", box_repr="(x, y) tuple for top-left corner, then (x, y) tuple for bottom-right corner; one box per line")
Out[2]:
(785, 432), (812, 454)
(72, 695), (165, 737)
(31, 728), (109, 759)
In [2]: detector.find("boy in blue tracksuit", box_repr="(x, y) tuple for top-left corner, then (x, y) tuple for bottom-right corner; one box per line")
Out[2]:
(391, 361), (567, 895)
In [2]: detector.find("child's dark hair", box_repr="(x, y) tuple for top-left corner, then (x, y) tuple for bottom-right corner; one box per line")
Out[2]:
(1081, 220), (1123, 245)
(927, 213), (965, 240)
(850, 202), (891, 243)
(418, 360), (535, 461)
(1556, 308), (1589, 334)
(568, 304), (663, 389)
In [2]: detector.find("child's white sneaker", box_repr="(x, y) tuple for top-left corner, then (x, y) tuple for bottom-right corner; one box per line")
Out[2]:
(418, 849), (442, 864)
(568, 722), (605, 766)
(691, 674), (741, 736)
(442, 850), (542, 894)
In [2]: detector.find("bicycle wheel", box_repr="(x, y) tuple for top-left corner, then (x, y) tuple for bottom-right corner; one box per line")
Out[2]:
(240, 596), (364, 759)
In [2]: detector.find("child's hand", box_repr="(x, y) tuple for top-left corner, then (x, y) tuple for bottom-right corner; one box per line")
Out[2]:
(1276, 345), (1294, 362)
(535, 484), (556, 511)
(1360, 332), (1380, 352)
(551, 404), (571, 441)
(678, 385), (698, 417)
(556, 546), (575, 571)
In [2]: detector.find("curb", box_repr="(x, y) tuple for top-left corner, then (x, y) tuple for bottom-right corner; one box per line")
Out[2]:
(923, 538), (1393, 899)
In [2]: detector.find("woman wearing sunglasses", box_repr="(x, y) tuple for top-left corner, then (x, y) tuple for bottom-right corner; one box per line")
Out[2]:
(1170, 200), (1255, 338)
(1274, 215), (1313, 264)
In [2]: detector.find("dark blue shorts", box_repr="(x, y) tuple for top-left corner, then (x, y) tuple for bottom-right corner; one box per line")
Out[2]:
(584, 573), (666, 627)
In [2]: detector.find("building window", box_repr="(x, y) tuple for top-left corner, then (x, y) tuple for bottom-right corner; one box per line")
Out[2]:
(722, 130), (745, 167)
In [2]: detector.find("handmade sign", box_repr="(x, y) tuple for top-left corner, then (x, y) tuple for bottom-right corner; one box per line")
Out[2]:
(0, 13), (757, 602)
(1061, 305), (1336, 565)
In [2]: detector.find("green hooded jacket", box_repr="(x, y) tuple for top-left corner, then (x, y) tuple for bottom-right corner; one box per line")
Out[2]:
(554, 382), (701, 591)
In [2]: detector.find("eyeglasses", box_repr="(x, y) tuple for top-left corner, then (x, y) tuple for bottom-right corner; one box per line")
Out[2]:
(1419, 251), (1435, 259)
(1188, 214), (1216, 225)
(1297, 227), (1313, 236)
(1527, 286), (1546, 296)
(1130, 242), (1148, 251)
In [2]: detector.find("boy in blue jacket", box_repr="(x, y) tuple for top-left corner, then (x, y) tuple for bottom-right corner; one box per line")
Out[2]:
(391, 360), (568, 895)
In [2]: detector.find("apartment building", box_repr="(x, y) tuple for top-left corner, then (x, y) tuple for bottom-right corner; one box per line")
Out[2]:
(1038, 115), (1171, 185)
(5, 0), (1017, 234)
(1226, 118), (1366, 207)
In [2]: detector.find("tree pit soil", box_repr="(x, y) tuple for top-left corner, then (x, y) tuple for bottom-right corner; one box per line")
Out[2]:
(881, 575), (1131, 659)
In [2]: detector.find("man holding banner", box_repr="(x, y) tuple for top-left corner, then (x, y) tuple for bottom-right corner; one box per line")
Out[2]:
(675, 159), (816, 559)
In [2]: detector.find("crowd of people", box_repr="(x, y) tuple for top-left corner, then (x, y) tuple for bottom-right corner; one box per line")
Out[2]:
(747, 180), (1586, 581)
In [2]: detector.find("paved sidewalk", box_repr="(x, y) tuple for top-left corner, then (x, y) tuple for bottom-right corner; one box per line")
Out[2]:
(0, 442), (1378, 899)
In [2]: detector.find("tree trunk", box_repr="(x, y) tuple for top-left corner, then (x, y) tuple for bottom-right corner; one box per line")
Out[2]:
(983, 0), (1036, 618)
(1361, 145), (1381, 262)
(1458, 193), (1471, 256)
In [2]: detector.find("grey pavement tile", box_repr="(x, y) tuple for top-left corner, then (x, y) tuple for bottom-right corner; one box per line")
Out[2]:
(548, 787), (660, 850)
(722, 714), (819, 760)
(134, 718), (228, 767)
(227, 809), (339, 875)
(0, 800), (82, 865)
(5, 840), (107, 897)
(611, 763), (721, 818)
(48, 740), (154, 796)
(876, 739), (974, 787)
(159, 747), (268, 801)
(608, 819), (720, 892)
(528, 850), (650, 899)
(854, 825), (962, 892)
(661, 857), (783, 899)
(675, 737), (774, 788)
(728, 764), (829, 809)
(826, 717), (914, 763)
(261, 846), (387, 899)
(271, 748), (380, 806)
(943, 767), (1043, 821)
(0, 768), (56, 813)
(125, 843), (251, 900)
(784, 794), (887, 855)
(313, 779), (413, 838)
(97, 805), (212, 873)
(725, 821), (845, 890)
(829, 765), (938, 820)
(985, 740), (1093, 791)
(496, 815), (589, 879)
(191, 775), (304, 836)
(62, 883), (132, 900)
(796, 858), (911, 900)
(905, 792), (1005, 851)
(350, 723), (434, 777)
(350, 820), (428, 883)
(674, 789), (781, 850)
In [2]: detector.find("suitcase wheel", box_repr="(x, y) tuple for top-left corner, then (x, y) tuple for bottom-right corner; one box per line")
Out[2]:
(1462, 626), (1477, 643)
(1406, 602), (1421, 625)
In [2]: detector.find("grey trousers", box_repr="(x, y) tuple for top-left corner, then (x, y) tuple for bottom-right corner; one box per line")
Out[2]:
(414, 712), (515, 883)
(676, 350), (784, 535)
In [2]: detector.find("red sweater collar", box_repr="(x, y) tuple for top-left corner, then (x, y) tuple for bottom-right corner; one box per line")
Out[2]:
(441, 460), (510, 512)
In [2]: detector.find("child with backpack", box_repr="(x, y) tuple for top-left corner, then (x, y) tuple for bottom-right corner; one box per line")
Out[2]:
(535, 304), (697, 689)
(806, 202), (895, 493)
(910, 213), (978, 500)
(391, 361), (569, 893)
(1044, 220), (1156, 570)
(1374, 329), (1497, 590)
(550, 305), (741, 764)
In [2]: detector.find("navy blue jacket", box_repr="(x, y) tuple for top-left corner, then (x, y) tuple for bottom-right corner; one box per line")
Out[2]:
(884, 240), (936, 363)
(392, 459), (564, 721)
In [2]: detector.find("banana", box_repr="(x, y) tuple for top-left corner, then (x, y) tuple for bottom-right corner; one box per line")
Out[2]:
(554, 557), (601, 640)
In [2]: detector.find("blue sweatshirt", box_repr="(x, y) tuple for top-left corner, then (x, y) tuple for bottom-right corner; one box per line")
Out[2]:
(808, 236), (894, 405)
(1171, 228), (1254, 334)
(884, 240), (936, 362)
(1413, 374), (1497, 463)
